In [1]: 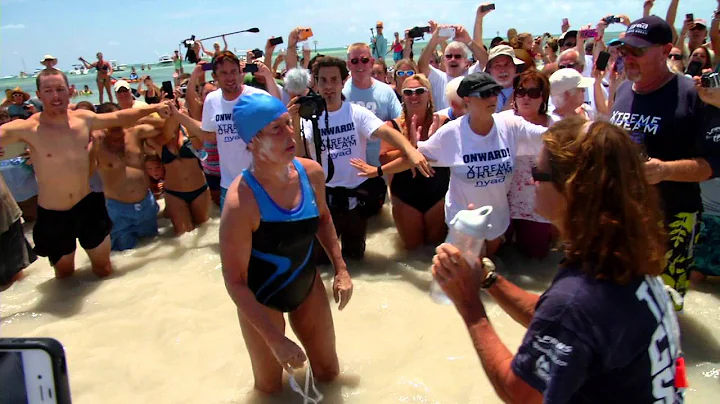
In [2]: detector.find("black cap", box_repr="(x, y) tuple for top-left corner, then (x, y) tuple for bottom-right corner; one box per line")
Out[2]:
(457, 72), (503, 98)
(619, 15), (673, 48)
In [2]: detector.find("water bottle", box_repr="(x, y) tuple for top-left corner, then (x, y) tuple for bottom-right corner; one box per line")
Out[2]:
(430, 206), (494, 305)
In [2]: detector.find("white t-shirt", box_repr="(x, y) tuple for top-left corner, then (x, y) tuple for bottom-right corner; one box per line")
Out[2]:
(201, 86), (269, 189)
(417, 113), (546, 239)
(302, 101), (384, 191)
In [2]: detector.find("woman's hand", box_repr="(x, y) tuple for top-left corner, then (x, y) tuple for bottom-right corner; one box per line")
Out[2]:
(349, 158), (379, 177)
(268, 337), (307, 372)
(432, 243), (487, 308)
(333, 269), (353, 310)
(428, 113), (442, 137)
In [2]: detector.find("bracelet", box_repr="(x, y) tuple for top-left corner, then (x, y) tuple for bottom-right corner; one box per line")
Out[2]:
(377, 166), (384, 177)
(481, 271), (498, 289)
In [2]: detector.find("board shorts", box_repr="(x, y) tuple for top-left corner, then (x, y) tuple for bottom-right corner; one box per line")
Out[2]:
(106, 191), (158, 251)
(33, 192), (112, 265)
(0, 219), (37, 285)
(694, 214), (720, 277)
(663, 212), (701, 311)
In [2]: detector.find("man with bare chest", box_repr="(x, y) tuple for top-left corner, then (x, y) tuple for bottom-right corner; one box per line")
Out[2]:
(0, 69), (170, 279)
(94, 103), (161, 251)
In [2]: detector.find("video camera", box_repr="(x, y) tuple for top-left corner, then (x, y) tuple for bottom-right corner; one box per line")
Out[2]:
(297, 93), (326, 120)
(408, 26), (432, 39)
(183, 35), (196, 49)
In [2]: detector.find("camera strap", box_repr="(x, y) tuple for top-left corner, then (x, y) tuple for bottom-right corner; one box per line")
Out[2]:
(309, 116), (334, 184)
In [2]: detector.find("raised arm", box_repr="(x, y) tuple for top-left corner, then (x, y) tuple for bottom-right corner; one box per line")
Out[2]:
(0, 118), (29, 151)
(472, 4), (494, 67)
(286, 27), (302, 70)
(88, 102), (169, 130)
(711, 8), (720, 65)
(222, 35), (228, 52)
(372, 123), (432, 177)
(169, 103), (215, 142)
(665, 0), (679, 43)
(186, 63), (206, 120)
(418, 21), (441, 76)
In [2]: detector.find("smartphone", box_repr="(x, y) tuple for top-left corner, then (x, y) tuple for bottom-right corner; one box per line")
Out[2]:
(0, 338), (72, 404)
(298, 28), (313, 41)
(242, 63), (259, 73)
(562, 18), (569, 26)
(580, 28), (598, 39)
(480, 3), (495, 12)
(686, 13), (694, 21)
(685, 60), (703, 77)
(269, 37), (284, 46)
(604, 15), (622, 24)
(701, 72), (720, 88)
(302, 42), (311, 51)
(161, 81), (173, 98)
(201, 63), (214, 71)
(438, 27), (456, 39)
(596, 51), (611, 71)
(0, 142), (28, 161)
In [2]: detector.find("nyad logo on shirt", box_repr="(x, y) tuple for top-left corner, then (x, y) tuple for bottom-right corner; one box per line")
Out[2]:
(215, 113), (239, 143)
(609, 111), (662, 136)
(319, 122), (357, 159)
(462, 147), (513, 187)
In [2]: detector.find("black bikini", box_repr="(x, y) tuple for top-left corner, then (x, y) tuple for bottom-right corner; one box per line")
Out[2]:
(161, 138), (208, 204)
(388, 120), (450, 213)
(244, 159), (320, 312)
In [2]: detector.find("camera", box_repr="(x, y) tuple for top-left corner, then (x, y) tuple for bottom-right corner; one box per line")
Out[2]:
(604, 15), (622, 24)
(183, 35), (196, 48)
(408, 26), (431, 39)
(701, 72), (720, 88)
(297, 93), (326, 120)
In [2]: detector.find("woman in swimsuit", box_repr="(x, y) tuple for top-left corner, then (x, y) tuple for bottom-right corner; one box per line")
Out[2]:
(351, 74), (449, 250)
(137, 76), (162, 105)
(202, 35), (228, 59)
(152, 106), (211, 235)
(79, 52), (113, 104)
(220, 93), (352, 395)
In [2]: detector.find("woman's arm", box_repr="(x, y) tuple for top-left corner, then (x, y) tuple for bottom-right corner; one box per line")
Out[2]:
(222, 35), (228, 52)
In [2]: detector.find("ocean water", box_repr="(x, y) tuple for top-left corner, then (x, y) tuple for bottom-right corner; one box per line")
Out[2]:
(2, 33), (623, 105)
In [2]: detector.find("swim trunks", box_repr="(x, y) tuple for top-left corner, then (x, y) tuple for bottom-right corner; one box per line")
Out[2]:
(244, 159), (320, 312)
(33, 192), (112, 265)
(694, 215), (720, 276)
(106, 191), (158, 251)
(663, 211), (701, 311)
(0, 219), (36, 285)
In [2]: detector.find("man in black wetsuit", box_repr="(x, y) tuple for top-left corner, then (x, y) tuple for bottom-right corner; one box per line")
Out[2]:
(220, 93), (352, 397)
(609, 16), (720, 311)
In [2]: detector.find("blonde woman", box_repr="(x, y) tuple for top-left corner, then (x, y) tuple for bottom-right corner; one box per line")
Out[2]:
(351, 74), (449, 249)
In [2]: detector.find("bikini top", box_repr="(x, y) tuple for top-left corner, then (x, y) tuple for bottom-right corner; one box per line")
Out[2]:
(161, 136), (196, 164)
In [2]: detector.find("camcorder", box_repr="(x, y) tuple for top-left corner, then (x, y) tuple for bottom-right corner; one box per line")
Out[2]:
(701, 72), (720, 88)
(297, 93), (326, 120)
(182, 35), (196, 48)
(182, 35), (199, 64)
(408, 26), (432, 39)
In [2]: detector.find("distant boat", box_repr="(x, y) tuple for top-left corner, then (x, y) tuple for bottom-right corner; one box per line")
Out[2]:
(157, 55), (173, 65)
(2, 75), (14, 79)
(31, 68), (43, 78)
(18, 72), (28, 79)
(109, 60), (127, 71)
(68, 64), (89, 75)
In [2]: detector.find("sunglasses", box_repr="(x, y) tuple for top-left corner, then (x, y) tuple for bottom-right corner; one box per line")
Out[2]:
(668, 54), (683, 60)
(531, 165), (552, 182)
(515, 87), (542, 99)
(445, 54), (464, 60)
(558, 63), (576, 69)
(618, 45), (649, 58)
(402, 87), (428, 96)
(396, 70), (415, 77)
(469, 88), (501, 99)
(564, 42), (577, 48)
(350, 57), (371, 65)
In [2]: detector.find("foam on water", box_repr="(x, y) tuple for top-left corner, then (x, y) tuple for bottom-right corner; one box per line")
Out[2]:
(2, 202), (719, 403)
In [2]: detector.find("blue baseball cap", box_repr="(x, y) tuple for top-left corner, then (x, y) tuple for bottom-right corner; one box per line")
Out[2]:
(232, 93), (287, 144)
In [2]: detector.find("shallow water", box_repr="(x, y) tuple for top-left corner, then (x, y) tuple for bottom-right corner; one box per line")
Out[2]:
(2, 203), (719, 404)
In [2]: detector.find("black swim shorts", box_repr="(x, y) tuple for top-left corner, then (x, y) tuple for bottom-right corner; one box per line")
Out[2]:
(0, 219), (37, 285)
(33, 192), (113, 265)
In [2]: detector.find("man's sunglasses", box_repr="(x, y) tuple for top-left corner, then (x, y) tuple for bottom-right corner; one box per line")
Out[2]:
(445, 54), (464, 60)
(402, 87), (428, 96)
(515, 87), (543, 99)
(350, 57), (371, 65)
(396, 70), (415, 77)
(469, 88), (501, 99)
(563, 42), (577, 48)
(668, 54), (683, 60)
(558, 63), (576, 69)
(618, 45), (649, 58)
(531, 165), (552, 182)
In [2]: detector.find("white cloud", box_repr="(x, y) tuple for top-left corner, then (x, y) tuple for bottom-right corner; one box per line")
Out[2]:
(108, 40), (121, 46)
(1, 24), (25, 30)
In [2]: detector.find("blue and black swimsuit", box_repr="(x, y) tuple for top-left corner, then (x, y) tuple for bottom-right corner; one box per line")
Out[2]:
(244, 159), (320, 313)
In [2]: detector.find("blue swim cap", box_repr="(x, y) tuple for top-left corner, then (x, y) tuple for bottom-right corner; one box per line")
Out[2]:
(232, 93), (287, 144)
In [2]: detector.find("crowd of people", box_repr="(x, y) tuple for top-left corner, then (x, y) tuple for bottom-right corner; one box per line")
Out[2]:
(1, 0), (719, 402)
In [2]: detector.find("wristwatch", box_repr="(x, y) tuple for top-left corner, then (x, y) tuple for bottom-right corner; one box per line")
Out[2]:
(377, 166), (384, 177)
(480, 258), (498, 289)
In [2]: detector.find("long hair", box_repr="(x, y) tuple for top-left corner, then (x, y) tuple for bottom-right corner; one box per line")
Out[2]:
(543, 118), (667, 283)
(398, 74), (434, 141)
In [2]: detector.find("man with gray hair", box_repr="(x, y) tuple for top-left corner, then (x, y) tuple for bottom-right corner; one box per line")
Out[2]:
(484, 45), (525, 111)
(417, 21), (486, 110)
(553, 48), (608, 115)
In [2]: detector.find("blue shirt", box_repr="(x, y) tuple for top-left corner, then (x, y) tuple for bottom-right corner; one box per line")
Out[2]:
(373, 34), (388, 59)
(512, 264), (684, 403)
(0, 158), (37, 202)
(342, 80), (402, 167)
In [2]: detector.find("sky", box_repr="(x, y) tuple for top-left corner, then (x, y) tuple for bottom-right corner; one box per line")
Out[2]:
(0, 0), (715, 76)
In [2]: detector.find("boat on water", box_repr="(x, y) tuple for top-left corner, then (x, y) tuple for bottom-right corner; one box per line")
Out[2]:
(157, 55), (173, 65)
(31, 68), (43, 78)
(1, 75), (14, 79)
(18, 72), (28, 79)
(109, 60), (127, 71)
(68, 64), (89, 75)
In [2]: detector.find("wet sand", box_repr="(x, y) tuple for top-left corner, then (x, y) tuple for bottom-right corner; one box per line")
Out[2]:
(2, 203), (719, 403)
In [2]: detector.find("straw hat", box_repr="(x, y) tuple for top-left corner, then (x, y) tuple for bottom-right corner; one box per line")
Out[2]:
(40, 54), (57, 63)
(5, 87), (30, 102)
